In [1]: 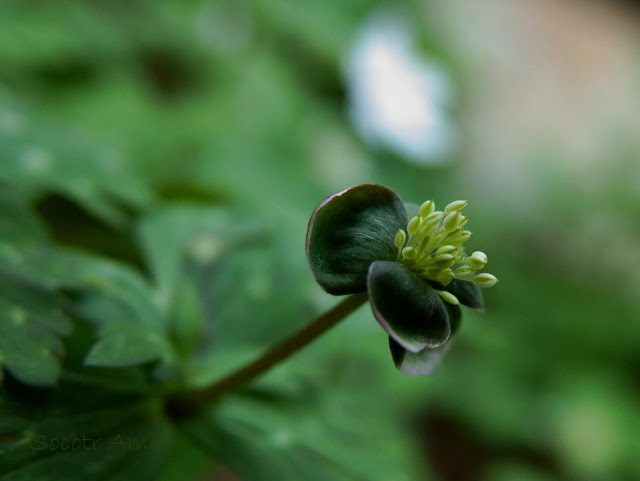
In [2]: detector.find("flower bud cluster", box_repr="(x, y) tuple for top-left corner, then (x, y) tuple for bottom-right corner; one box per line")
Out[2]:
(394, 199), (498, 303)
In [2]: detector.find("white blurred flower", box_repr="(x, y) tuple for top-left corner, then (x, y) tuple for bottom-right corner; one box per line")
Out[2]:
(345, 13), (455, 165)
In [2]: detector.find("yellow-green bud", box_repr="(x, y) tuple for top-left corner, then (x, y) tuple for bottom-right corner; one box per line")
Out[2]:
(457, 231), (472, 243)
(394, 229), (406, 250)
(443, 211), (462, 232)
(444, 200), (468, 214)
(454, 265), (473, 278)
(424, 211), (443, 226)
(474, 273), (498, 288)
(435, 245), (457, 256)
(419, 200), (435, 218)
(407, 216), (421, 236)
(472, 251), (487, 263)
(435, 253), (455, 264)
(437, 290), (460, 305)
(468, 251), (488, 269)
(439, 268), (455, 285)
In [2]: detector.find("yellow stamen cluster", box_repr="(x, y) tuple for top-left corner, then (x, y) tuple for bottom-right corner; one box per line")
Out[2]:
(394, 199), (498, 304)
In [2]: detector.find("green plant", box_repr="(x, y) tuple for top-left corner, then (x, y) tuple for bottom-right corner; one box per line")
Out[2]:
(0, 179), (498, 481)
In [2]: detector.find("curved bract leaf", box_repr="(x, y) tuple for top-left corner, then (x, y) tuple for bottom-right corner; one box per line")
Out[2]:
(429, 278), (485, 310)
(306, 184), (407, 295)
(368, 261), (451, 352)
(388, 303), (462, 376)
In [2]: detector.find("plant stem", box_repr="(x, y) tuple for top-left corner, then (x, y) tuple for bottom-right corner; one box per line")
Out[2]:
(166, 292), (368, 419)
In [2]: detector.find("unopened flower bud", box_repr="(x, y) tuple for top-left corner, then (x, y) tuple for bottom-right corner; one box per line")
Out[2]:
(437, 290), (460, 305)
(407, 216), (421, 236)
(474, 273), (498, 288)
(424, 211), (443, 226)
(468, 251), (488, 269)
(443, 211), (462, 232)
(439, 268), (455, 285)
(435, 245), (457, 256)
(444, 200), (468, 214)
(419, 200), (435, 218)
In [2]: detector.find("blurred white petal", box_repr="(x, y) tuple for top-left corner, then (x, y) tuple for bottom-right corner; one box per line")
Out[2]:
(345, 13), (455, 165)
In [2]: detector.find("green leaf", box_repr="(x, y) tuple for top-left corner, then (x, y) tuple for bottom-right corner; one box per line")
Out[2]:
(0, 247), (162, 329)
(182, 389), (421, 481)
(137, 204), (267, 357)
(0, 380), (172, 481)
(0, 269), (71, 386)
(84, 322), (173, 368)
(0, 245), (174, 370)
(0, 188), (46, 247)
(306, 184), (407, 295)
(367, 260), (451, 352)
(0, 107), (153, 225)
(138, 204), (265, 311)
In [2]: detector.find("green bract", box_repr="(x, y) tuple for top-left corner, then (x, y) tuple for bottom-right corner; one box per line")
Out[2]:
(306, 184), (498, 375)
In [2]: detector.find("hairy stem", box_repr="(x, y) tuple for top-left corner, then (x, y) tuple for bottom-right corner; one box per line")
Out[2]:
(166, 292), (368, 419)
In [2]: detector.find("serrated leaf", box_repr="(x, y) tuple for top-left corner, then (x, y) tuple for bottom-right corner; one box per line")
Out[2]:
(0, 269), (71, 386)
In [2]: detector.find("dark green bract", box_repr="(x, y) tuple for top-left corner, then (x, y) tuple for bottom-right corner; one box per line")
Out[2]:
(306, 184), (485, 375)
(306, 184), (407, 295)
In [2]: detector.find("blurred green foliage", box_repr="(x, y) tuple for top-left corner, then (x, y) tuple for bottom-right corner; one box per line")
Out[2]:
(1, 1), (639, 481)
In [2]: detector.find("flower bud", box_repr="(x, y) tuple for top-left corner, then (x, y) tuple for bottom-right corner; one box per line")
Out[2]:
(444, 200), (468, 214)
(474, 273), (498, 288)
(424, 211), (443, 226)
(435, 245), (457, 256)
(443, 211), (461, 232)
(437, 290), (460, 305)
(439, 268), (455, 285)
(468, 251), (488, 269)
(434, 253), (455, 264)
(454, 265), (473, 278)
(419, 200), (435, 218)
(407, 216), (421, 236)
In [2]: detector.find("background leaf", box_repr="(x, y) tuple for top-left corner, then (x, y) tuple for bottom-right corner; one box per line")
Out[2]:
(0, 270), (71, 386)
